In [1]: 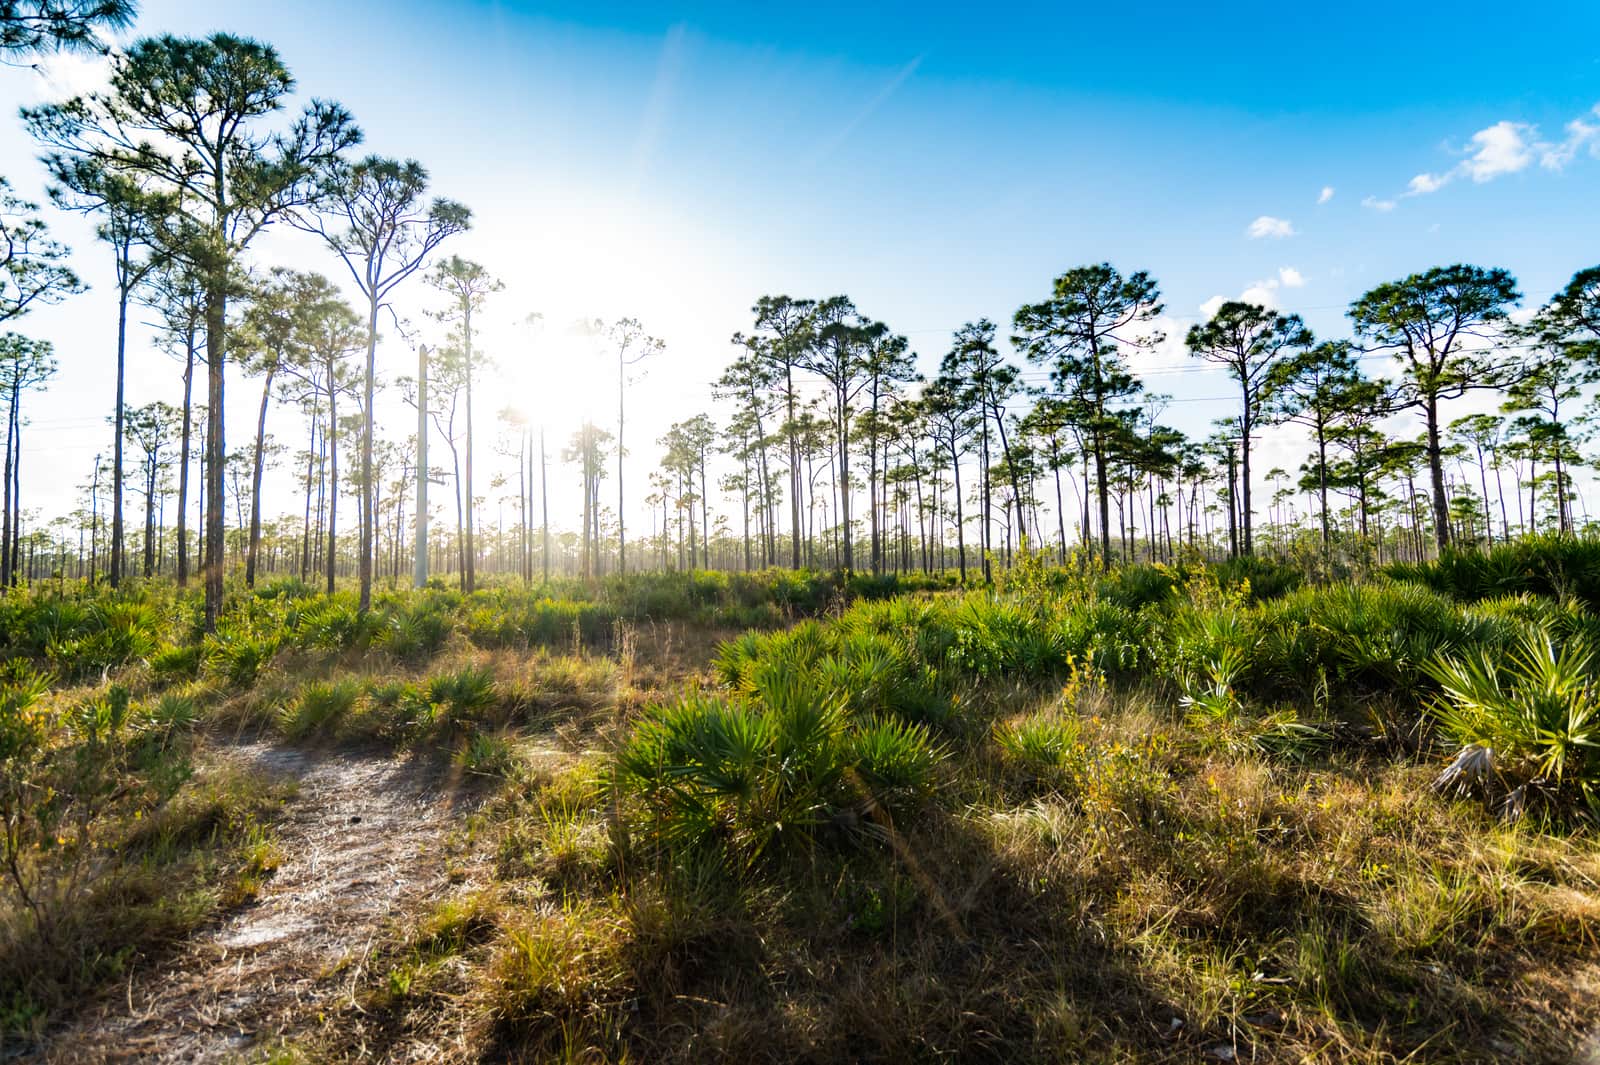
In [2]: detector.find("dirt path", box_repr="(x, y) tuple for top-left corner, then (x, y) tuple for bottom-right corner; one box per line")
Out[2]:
(38, 741), (477, 1064)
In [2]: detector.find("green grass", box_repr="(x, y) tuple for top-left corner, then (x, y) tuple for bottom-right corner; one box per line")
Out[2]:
(7, 547), (1600, 1061)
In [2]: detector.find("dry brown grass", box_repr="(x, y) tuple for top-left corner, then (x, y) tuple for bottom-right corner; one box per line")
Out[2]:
(20, 605), (1600, 1064)
(269, 671), (1600, 1064)
(0, 759), (292, 1049)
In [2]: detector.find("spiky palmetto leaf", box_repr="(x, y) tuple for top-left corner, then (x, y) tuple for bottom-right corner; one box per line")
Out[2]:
(1426, 625), (1600, 814)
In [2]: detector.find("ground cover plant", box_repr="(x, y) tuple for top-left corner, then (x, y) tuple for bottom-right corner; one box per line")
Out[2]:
(6, 546), (1594, 1061)
(5, 5), (1599, 1060)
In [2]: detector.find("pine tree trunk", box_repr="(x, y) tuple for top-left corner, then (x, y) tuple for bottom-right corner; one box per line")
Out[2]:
(202, 279), (228, 631)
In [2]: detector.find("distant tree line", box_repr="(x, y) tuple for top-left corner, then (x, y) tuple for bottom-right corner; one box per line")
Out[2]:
(3, 4), (1600, 598)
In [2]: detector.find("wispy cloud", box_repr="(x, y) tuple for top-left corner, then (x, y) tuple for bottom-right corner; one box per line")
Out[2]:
(809, 54), (924, 165)
(1246, 215), (1295, 239)
(1542, 109), (1600, 169)
(1406, 172), (1446, 195)
(1316, 186), (1335, 205)
(1368, 104), (1600, 209)
(628, 23), (690, 194)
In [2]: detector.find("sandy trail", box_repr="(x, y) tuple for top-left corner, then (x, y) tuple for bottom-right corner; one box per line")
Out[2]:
(36, 741), (472, 1064)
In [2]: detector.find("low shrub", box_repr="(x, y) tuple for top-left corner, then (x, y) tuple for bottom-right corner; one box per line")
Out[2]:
(0, 681), (193, 950)
(614, 676), (945, 873)
(1388, 534), (1600, 612)
(379, 597), (457, 662)
(994, 713), (1082, 786)
(203, 631), (279, 690)
(1427, 624), (1600, 818)
(279, 678), (363, 740)
(425, 665), (500, 729)
(290, 596), (381, 653)
(150, 642), (202, 682)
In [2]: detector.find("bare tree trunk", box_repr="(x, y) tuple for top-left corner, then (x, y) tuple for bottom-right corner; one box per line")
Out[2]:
(326, 361), (339, 596)
(787, 365), (800, 569)
(302, 407), (317, 582)
(1424, 396), (1451, 553)
(463, 306), (477, 593)
(949, 443), (966, 582)
(111, 286), (129, 588)
(246, 365), (278, 587)
(1, 383), (14, 588)
(176, 330), (195, 587)
(617, 349), (627, 576)
(359, 300), (378, 608)
(540, 428), (549, 583)
(203, 280), (227, 632)
(414, 346), (430, 588)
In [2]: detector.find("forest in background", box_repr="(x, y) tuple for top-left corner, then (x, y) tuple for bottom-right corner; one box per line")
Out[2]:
(2, 8), (1597, 607)
(3, 4), (1600, 1064)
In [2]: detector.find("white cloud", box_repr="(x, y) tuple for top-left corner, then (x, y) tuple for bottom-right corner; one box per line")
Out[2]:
(17, 51), (111, 104)
(1241, 282), (1281, 308)
(1127, 315), (1195, 374)
(1317, 186), (1335, 205)
(1202, 271), (1304, 317)
(1541, 106), (1600, 169)
(1247, 215), (1295, 239)
(1371, 104), (1599, 209)
(1462, 120), (1534, 182)
(1407, 172), (1446, 195)
(1396, 122), (1533, 199)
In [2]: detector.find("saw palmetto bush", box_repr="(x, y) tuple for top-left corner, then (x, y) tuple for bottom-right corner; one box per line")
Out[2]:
(614, 670), (945, 874)
(1389, 534), (1600, 612)
(279, 677), (363, 740)
(379, 597), (457, 662)
(1245, 580), (1514, 708)
(288, 594), (383, 653)
(1426, 624), (1600, 817)
(0, 591), (167, 681)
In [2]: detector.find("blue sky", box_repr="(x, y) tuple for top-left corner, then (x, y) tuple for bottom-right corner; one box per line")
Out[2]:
(3, 0), (1599, 525)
